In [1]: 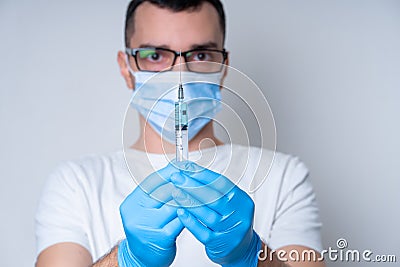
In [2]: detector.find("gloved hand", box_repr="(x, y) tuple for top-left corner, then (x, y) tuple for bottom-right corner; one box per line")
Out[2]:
(171, 161), (261, 267)
(118, 163), (184, 267)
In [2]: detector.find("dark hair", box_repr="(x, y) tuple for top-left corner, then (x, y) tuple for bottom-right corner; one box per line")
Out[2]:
(124, 0), (226, 47)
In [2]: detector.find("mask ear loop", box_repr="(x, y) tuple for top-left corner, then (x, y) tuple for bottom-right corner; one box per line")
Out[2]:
(125, 54), (158, 84)
(125, 54), (136, 75)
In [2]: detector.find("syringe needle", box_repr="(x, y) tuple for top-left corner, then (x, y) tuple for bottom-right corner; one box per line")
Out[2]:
(178, 50), (183, 100)
(179, 50), (182, 85)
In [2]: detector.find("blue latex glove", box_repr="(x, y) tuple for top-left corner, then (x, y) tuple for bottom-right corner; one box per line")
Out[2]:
(171, 161), (261, 267)
(118, 163), (184, 267)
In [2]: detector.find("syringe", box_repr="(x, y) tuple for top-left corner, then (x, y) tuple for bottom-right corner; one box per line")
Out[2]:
(175, 51), (189, 162)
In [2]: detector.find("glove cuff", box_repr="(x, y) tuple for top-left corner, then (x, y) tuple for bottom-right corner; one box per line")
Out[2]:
(251, 232), (262, 267)
(117, 239), (143, 267)
(223, 230), (262, 267)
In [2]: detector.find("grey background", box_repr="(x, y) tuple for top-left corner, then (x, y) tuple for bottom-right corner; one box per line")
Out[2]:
(0, 0), (399, 266)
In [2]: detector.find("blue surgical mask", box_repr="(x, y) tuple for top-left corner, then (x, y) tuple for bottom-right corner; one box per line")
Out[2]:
(129, 70), (223, 144)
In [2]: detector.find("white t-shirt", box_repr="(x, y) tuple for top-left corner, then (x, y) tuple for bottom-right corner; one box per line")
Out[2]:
(35, 144), (323, 265)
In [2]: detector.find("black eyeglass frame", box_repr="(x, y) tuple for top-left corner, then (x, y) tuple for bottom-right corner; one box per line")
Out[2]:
(125, 47), (228, 73)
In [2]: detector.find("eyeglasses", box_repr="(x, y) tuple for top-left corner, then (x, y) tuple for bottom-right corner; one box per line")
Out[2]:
(125, 47), (228, 73)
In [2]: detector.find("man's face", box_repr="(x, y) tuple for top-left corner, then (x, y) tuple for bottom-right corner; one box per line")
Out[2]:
(118, 2), (225, 88)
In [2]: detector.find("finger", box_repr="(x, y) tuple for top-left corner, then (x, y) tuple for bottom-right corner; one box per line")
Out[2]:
(172, 183), (236, 217)
(173, 187), (231, 220)
(140, 163), (180, 194)
(165, 198), (179, 207)
(172, 187), (204, 208)
(162, 216), (184, 239)
(173, 189), (222, 231)
(156, 202), (181, 228)
(130, 182), (174, 208)
(179, 162), (236, 195)
(170, 172), (224, 206)
(177, 208), (213, 244)
(149, 182), (175, 208)
(135, 201), (179, 228)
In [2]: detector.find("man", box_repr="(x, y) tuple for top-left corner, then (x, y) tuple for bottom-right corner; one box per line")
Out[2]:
(35, 1), (325, 266)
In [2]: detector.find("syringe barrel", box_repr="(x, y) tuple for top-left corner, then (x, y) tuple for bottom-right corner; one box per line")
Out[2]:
(175, 101), (188, 162)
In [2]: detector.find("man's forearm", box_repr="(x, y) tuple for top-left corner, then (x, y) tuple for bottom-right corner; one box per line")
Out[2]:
(92, 245), (118, 267)
(92, 242), (281, 267)
(257, 242), (326, 267)
(92, 242), (324, 267)
(92, 243), (277, 267)
(258, 242), (289, 267)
